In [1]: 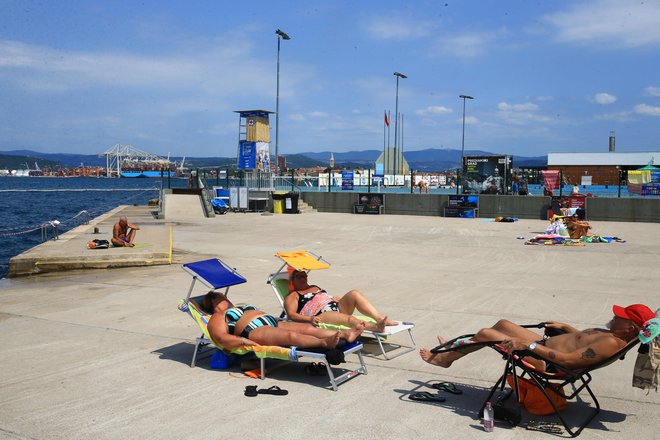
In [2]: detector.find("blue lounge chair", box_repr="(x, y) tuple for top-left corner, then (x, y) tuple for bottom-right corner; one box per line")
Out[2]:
(179, 258), (367, 391)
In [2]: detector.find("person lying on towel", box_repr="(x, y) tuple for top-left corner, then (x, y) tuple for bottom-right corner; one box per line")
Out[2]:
(284, 270), (398, 333)
(420, 304), (656, 372)
(202, 291), (363, 350)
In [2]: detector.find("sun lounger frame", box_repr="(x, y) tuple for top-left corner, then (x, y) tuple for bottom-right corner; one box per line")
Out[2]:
(267, 250), (416, 360)
(431, 324), (642, 437)
(181, 258), (367, 391)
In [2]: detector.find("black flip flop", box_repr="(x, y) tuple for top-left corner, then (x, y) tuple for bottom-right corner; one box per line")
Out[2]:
(409, 391), (445, 403)
(257, 385), (288, 396)
(431, 381), (463, 395)
(244, 385), (258, 397)
(304, 362), (327, 376)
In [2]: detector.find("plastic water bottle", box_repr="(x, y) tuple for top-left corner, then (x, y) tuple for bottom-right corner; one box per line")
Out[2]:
(483, 402), (494, 432)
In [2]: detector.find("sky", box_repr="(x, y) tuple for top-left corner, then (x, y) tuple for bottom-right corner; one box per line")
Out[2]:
(1, 0), (660, 159)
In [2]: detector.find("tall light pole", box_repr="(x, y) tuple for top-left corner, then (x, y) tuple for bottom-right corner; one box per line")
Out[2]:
(275, 29), (290, 176)
(393, 71), (407, 176)
(458, 94), (474, 194)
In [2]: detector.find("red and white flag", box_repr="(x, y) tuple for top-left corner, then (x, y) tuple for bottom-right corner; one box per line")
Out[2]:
(384, 111), (390, 127)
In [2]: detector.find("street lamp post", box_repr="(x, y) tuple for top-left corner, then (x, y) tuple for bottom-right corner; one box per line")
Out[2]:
(458, 94), (474, 194)
(275, 29), (290, 177)
(393, 72), (407, 176)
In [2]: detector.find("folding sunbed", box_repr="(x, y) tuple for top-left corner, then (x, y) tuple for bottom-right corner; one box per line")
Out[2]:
(431, 323), (642, 437)
(179, 258), (367, 391)
(267, 250), (416, 360)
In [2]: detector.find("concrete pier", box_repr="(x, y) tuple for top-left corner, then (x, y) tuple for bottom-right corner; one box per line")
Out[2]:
(1, 202), (659, 439)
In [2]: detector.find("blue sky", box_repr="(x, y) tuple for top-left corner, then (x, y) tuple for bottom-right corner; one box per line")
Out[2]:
(1, 0), (660, 158)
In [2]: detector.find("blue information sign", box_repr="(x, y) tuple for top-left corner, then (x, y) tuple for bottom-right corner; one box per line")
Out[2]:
(341, 170), (354, 190)
(238, 141), (256, 169)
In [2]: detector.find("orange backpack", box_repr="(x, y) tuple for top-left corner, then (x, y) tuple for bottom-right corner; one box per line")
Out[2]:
(507, 375), (567, 416)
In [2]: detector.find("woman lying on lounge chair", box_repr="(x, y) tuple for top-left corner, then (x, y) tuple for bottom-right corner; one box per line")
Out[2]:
(283, 270), (398, 333)
(202, 291), (363, 350)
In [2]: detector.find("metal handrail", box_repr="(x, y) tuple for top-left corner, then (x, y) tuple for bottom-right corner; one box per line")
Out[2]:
(73, 210), (91, 226)
(41, 221), (60, 242)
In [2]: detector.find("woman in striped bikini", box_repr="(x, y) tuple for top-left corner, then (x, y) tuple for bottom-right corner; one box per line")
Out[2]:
(202, 291), (363, 350)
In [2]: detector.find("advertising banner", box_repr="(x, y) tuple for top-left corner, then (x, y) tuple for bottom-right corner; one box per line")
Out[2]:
(462, 155), (511, 195)
(341, 170), (354, 190)
(542, 170), (560, 191)
(256, 141), (270, 172)
(238, 141), (255, 170)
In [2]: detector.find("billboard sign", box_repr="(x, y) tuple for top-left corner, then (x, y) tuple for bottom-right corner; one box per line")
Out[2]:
(341, 170), (354, 190)
(462, 155), (512, 195)
(238, 141), (256, 170)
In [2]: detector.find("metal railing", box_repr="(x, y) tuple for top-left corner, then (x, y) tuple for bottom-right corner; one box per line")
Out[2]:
(41, 221), (60, 242)
(73, 210), (91, 226)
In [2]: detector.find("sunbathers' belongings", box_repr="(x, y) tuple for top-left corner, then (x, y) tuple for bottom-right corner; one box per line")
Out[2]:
(431, 381), (462, 394)
(88, 239), (110, 249)
(633, 337), (660, 392)
(506, 375), (567, 416)
(526, 420), (563, 434)
(494, 217), (518, 222)
(409, 391), (445, 403)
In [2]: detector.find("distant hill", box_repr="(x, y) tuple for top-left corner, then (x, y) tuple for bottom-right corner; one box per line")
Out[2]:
(0, 153), (59, 170)
(0, 148), (546, 172)
(295, 148), (546, 170)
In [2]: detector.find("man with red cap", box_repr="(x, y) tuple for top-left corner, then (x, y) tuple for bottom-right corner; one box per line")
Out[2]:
(420, 304), (657, 372)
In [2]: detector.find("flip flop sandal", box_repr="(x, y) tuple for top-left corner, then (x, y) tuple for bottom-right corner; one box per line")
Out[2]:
(431, 382), (463, 394)
(409, 391), (446, 403)
(244, 385), (258, 397)
(304, 362), (325, 376)
(257, 385), (288, 396)
(526, 420), (563, 434)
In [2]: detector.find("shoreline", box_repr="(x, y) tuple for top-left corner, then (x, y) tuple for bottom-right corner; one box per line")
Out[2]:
(1, 199), (659, 438)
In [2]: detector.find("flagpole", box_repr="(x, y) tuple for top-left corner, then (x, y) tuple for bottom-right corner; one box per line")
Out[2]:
(387, 110), (391, 174)
(383, 110), (386, 172)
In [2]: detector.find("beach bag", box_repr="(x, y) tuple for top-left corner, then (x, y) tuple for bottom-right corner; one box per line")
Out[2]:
(632, 338), (660, 393)
(507, 375), (567, 416)
(88, 239), (110, 249)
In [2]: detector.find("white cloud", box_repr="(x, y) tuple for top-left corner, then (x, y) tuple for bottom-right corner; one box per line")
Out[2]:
(543, 0), (660, 48)
(645, 86), (660, 97)
(497, 102), (539, 112)
(431, 32), (499, 58)
(288, 114), (306, 122)
(309, 111), (328, 118)
(537, 96), (554, 102)
(366, 16), (436, 40)
(415, 105), (452, 116)
(496, 101), (551, 125)
(594, 111), (635, 122)
(635, 104), (660, 116)
(594, 93), (617, 105)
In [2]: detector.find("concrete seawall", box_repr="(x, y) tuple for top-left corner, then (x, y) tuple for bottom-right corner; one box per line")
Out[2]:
(300, 192), (660, 222)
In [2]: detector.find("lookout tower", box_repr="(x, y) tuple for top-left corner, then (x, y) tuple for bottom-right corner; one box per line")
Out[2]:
(235, 110), (274, 172)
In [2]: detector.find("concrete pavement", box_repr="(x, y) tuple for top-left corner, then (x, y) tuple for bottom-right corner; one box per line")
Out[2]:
(1, 205), (659, 439)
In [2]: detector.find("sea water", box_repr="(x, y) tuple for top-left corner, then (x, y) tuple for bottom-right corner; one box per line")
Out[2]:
(0, 177), (187, 278)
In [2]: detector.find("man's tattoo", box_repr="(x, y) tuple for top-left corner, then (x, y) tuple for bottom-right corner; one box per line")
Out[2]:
(548, 351), (556, 359)
(581, 348), (596, 359)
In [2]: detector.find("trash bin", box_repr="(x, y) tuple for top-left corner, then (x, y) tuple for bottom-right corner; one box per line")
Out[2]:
(283, 191), (300, 214)
(272, 191), (286, 214)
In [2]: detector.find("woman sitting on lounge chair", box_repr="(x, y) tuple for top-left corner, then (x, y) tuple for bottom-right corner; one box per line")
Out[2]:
(283, 270), (398, 333)
(202, 291), (363, 350)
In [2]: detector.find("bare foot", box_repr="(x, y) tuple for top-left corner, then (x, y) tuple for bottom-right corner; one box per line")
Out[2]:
(344, 322), (365, 343)
(374, 317), (387, 333)
(419, 348), (454, 368)
(324, 332), (340, 349)
(383, 317), (398, 326)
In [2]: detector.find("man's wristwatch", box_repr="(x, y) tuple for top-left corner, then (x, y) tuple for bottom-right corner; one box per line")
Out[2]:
(528, 342), (537, 351)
